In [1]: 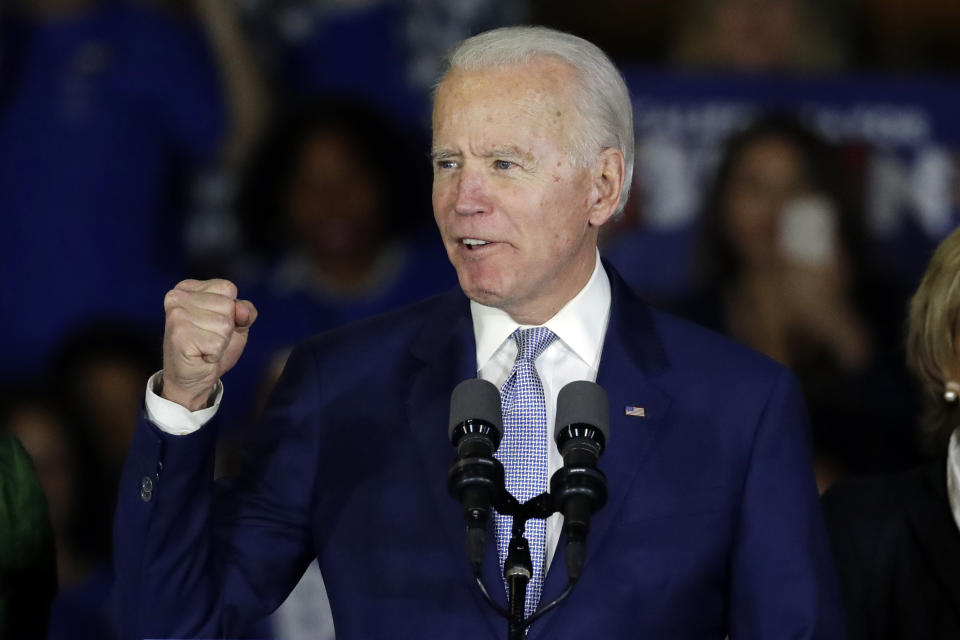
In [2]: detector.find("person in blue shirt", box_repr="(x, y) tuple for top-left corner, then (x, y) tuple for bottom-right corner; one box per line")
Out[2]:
(0, 0), (226, 383)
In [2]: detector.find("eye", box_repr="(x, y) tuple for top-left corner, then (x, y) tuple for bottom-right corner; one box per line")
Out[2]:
(494, 159), (515, 171)
(435, 159), (459, 171)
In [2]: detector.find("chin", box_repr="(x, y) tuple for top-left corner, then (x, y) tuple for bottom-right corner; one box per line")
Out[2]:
(459, 282), (499, 306)
(456, 275), (504, 308)
(454, 262), (494, 291)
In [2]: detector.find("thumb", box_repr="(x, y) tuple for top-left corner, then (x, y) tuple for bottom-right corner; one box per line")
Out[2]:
(234, 299), (258, 332)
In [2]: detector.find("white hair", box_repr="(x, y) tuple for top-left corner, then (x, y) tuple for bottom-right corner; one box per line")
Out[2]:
(435, 26), (635, 215)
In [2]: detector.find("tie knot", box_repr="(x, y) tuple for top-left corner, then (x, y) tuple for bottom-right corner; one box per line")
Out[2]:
(512, 327), (557, 363)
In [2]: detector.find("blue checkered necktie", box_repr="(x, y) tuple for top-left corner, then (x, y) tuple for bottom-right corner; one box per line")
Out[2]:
(495, 326), (557, 619)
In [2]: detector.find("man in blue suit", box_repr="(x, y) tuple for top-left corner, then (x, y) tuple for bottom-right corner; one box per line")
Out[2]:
(114, 26), (844, 639)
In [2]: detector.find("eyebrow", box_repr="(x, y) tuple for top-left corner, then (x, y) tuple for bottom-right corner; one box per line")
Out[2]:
(429, 146), (536, 164)
(483, 146), (535, 164)
(430, 149), (459, 162)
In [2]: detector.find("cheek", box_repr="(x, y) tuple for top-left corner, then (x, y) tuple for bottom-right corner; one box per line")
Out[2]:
(431, 184), (450, 225)
(726, 190), (768, 235)
(534, 181), (592, 239)
(432, 172), (460, 205)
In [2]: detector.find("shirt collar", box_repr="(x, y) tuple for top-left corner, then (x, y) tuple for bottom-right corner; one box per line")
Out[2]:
(471, 250), (611, 371)
(947, 427), (960, 534)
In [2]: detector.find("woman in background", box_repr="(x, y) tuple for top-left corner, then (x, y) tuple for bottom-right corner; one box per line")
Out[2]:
(680, 114), (917, 489)
(822, 224), (960, 638)
(220, 97), (457, 431)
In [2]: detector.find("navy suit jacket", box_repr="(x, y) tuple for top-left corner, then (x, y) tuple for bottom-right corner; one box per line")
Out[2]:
(114, 266), (844, 639)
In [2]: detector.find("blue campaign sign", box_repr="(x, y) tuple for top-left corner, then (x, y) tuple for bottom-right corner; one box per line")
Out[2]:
(620, 67), (960, 241)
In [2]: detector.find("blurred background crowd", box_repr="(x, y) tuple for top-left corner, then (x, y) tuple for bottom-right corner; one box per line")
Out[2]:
(1, 0), (958, 637)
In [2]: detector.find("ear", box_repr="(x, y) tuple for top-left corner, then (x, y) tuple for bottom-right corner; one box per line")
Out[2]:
(587, 147), (625, 227)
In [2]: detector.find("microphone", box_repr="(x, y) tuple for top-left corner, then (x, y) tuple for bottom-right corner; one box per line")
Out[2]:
(447, 378), (505, 569)
(550, 380), (609, 580)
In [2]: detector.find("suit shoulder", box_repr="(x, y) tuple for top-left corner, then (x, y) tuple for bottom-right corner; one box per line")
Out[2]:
(647, 305), (788, 387)
(292, 288), (464, 365)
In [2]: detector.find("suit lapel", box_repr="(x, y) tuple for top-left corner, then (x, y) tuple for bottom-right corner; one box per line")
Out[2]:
(530, 265), (673, 639)
(405, 292), (506, 636)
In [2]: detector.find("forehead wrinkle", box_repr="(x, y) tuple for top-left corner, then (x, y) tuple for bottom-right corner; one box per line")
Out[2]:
(433, 60), (582, 162)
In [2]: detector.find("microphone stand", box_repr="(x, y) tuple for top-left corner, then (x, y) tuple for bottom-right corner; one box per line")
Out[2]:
(504, 531), (530, 639)
(478, 491), (572, 640)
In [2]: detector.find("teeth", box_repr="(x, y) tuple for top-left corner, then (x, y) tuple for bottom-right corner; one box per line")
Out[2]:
(462, 238), (490, 246)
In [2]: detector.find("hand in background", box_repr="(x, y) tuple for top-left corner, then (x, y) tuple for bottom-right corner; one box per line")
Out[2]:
(779, 257), (870, 372)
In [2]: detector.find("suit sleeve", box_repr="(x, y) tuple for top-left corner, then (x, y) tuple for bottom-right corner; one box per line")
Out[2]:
(113, 346), (322, 639)
(727, 368), (846, 639)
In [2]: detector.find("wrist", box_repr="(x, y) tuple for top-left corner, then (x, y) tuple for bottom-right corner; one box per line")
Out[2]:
(157, 373), (218, 412)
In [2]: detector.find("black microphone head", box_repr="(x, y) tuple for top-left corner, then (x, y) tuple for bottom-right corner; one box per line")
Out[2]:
(448, 378), (503, 444)
(554, 380), (610, 446)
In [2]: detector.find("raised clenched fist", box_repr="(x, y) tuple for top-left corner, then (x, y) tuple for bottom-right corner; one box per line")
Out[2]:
(161, 279), (257, 411)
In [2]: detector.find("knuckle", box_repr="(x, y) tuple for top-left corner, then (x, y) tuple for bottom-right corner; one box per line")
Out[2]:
(216, 315), (234, 336)
(175, 278), (200, 291)
(163, 289), (181, 309)
(210, 279), (238, 299)
(166, 305), (185, 324)
(212, 297), (236, 317)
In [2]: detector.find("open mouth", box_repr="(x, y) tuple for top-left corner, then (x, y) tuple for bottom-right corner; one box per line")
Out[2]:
(461, 238), (492, 250)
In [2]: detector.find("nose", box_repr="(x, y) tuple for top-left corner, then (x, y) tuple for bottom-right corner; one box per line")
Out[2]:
(453, 166), (490, 216)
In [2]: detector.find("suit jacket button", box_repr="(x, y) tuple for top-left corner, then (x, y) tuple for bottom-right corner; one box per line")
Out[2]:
(140, 476), (154, 501)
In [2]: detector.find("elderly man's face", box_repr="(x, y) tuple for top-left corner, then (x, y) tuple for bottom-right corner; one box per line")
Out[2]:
(431, 59), (617, 324)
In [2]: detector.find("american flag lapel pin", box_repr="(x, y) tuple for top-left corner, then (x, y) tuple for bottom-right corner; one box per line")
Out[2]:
(624, 405), (645, 418)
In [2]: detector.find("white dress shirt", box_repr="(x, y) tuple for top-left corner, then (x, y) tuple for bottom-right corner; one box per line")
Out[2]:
(947, 428), (960, 534)
(144, 251), (612, 575)
(145, 373), (222, 435)
(471, 251), (611, 573)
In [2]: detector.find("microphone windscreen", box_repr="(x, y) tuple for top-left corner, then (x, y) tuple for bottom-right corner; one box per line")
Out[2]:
(555, 381), (610, 443)
(449, 378), (503, 442)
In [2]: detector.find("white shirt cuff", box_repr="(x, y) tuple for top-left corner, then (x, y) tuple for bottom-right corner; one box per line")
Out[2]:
(144, 371), (223, 435)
